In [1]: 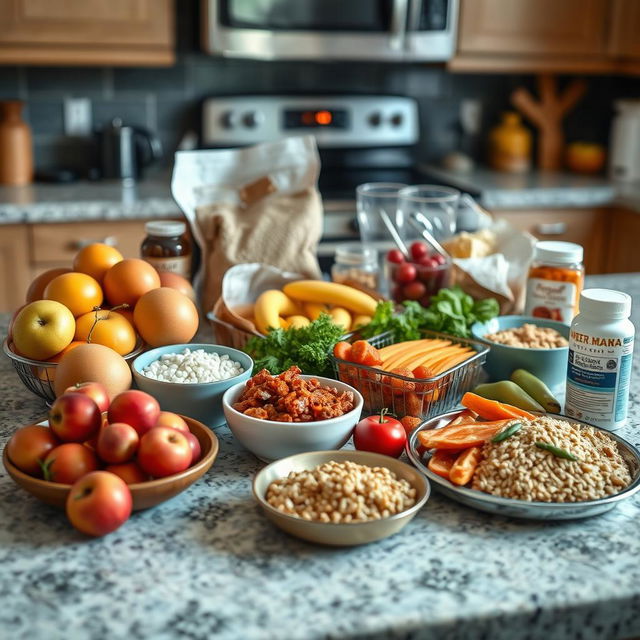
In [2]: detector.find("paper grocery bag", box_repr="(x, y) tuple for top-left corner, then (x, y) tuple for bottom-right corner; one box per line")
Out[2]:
(171, 136), (323, 312)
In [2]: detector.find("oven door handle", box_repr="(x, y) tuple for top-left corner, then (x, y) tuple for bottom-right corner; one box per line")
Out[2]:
(408, 0), (423, 33)
(390, 0), (409, 51)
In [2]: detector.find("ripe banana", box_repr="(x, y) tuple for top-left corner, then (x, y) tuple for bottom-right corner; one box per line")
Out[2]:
(283, 281), (377, 316)
(254, 290), (299, 334)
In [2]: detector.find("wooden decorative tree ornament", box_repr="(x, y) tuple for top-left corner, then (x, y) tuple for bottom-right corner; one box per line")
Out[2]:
(511, 74), (587, 171)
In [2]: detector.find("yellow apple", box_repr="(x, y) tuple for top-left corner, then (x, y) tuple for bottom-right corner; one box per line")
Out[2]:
(12, 300), (76, 360)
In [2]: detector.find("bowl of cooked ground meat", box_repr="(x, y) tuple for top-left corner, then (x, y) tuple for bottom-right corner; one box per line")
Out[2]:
(222, 366), (364, 462)
(471, 315), (570, 391)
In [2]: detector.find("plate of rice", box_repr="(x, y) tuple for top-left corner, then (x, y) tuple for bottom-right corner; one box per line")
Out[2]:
(407, 410), (640, 519)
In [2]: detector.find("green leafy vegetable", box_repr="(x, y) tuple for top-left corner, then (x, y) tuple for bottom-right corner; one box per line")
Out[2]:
(360, 286), (500, 341)
(244, 313), (344, 378)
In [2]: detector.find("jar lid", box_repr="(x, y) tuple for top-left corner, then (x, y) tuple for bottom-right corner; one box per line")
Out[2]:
(535, 241), (583, 264)
(145, 220), (186, 237)
(579, 288), (632, 319)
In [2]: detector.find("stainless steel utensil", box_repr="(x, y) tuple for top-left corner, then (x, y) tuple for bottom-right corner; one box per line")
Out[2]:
(409, 212), (450, 259)
(378, 208), (410, 258)
(406, 409), (640, 520)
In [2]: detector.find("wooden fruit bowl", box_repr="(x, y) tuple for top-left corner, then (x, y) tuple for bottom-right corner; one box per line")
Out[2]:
(2, 416), (218, 511)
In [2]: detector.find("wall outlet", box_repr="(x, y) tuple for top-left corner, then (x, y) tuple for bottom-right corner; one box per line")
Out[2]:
(64, 97), (92, 135)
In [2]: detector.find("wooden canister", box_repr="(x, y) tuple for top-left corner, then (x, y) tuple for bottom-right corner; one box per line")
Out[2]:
(0, 101), (34, 186)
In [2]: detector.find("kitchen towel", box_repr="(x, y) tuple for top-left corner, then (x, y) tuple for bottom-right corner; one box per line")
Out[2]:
(172, 136), (323, 312)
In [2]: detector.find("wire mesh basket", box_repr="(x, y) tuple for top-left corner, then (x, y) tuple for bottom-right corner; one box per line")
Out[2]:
(3, 339), (145, 405)
(332, 330), (489, 420)
(206, 312), (262, 351)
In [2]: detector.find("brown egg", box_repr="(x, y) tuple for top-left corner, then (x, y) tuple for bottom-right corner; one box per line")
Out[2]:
(134, 287), (199, 347)
(54, 343), (132, 399)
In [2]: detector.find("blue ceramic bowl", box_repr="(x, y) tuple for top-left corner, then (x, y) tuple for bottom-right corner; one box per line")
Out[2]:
(132, 344), (253, 427)
(471, 315), (569, 392)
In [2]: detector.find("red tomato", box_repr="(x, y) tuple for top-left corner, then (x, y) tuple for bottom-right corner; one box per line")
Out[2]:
(410, 241), (429, 261)
(402, 281), (426, 300)
(386, 249), (405, 264)
(66, 471), (132, 537)
(395, 262), (417, 284)
(7, 424), (60, 476)
(107, 390), (160, 437)
(43, 443), (100, 484)
(137, 426), (192, 478)
(353, 409), (407, 458)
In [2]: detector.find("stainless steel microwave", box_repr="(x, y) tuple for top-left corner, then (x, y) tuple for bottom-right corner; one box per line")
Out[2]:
(202, 0), (458, 61)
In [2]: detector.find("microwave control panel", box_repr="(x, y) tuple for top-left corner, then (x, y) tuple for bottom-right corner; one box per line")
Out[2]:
(201, 95), (419, 148)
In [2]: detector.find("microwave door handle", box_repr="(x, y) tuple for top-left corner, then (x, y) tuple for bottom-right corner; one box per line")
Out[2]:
(408, 0), (423, 32)
(390, 0), (409, 51)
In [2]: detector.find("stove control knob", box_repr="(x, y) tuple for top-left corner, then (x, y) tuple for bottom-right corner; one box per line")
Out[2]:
(390, 113), (404, 127)
(219, 110), (238, 129)
(368, 112), (382, 127)
(243, 110), (263, 128)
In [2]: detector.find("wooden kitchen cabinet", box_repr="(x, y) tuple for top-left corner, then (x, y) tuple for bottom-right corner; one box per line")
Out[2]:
(0, 225), (31, 312)
(490, 208), (609, 274)
(0, 0), (174, 66)
(450, 0), (639, 74)
(605, 208), (640, 273)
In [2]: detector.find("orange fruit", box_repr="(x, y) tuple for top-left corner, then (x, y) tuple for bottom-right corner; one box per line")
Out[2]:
(103, 259), (161, 307)
(158, 272), (196, 302)
(26, 267), (72, 303)
(54, 343), (132, 399)
(74, 309), (137, 355)
(33, 341), (85, 382)
(73, 243), (123, 283)
(44, 272), (103, 317)
(134, 287), (199, 347)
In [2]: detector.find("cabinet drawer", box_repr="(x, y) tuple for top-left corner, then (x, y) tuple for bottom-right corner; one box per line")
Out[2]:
(490, 208), (608, 274)
(30, 221), (149, 265)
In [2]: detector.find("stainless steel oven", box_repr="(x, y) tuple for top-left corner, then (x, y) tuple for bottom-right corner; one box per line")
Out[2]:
(202, 0), (458, 61)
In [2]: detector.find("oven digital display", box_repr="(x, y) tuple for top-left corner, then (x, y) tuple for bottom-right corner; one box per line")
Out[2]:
(283, 109), (349, 129)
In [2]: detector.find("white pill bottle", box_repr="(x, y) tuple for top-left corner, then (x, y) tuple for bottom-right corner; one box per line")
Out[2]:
(565, 289), (634, 431)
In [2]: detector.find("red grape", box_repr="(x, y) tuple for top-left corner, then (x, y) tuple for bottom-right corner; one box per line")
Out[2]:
(395, 262), (417, 283)
(410, 242), (429, 261)
(386, 249), (405, 264)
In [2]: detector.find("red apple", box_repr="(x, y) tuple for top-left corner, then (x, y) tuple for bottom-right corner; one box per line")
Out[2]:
(7, 424), (60, 476)
(96, 422), (139, 464)
(105, 462), (149, 484)
(66, 471), (132, 537)
(183, 431), (201, 465)
(107, 390), (160, 437)
(137, 427), (192, 478)
(49, 393), (102, 443)
(155, 411), (189, 433)
(43, 443), (100, 484)
(64, 382), (110, 413)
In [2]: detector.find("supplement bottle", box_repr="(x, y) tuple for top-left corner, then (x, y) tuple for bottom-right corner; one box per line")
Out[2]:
(525, 240), (584, 324)
(565, 288), (634, 431)
(141, 220), (192, 279)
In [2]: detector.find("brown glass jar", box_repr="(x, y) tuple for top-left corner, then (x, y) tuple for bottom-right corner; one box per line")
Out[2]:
(140, 220), (192, 279)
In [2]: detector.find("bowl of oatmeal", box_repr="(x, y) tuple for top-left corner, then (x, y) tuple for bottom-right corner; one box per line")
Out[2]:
(471, 315), (570, 390)
(222, 366), (364, 462)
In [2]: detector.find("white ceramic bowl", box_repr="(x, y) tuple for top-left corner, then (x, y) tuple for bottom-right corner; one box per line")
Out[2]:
(222, 375), (363, 462)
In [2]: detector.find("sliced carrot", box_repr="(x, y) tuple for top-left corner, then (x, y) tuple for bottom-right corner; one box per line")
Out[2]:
(432, 350), (475, 374)
(402, 345), (467, 372)
(449, 446), (482, 486)
(378, 339), (437, 359)
(382, 341), (451, 371)
(461, 392), (536, 421)
(417, 419), (514, 450)
(428, 449), (459, 479)
(333, 341), (352, 361)
(350, 340), (383, 366)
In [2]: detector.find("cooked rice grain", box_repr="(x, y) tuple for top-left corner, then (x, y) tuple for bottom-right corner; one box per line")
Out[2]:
(471, 416), (632, 502)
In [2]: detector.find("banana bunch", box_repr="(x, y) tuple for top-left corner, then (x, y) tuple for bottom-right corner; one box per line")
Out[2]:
(253, 280), (378, 335)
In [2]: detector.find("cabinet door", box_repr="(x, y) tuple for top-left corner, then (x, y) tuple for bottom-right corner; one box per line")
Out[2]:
(458, 0), (609, 56)
(490, 208), (608, 275)
(0, 225), (31, 312)
(0, 0), (174, 65)
(609, 0), (640, 59)
(606, 208), (640, 273)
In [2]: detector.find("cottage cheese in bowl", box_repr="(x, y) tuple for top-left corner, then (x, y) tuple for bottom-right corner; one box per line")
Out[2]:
(141, 347), (245, 383)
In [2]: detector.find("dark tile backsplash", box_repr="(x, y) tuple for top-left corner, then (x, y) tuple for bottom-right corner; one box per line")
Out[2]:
(0, 0), (638, 173)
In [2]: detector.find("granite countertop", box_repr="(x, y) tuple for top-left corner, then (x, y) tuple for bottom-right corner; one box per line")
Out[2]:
(1, 273), (639, 640)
